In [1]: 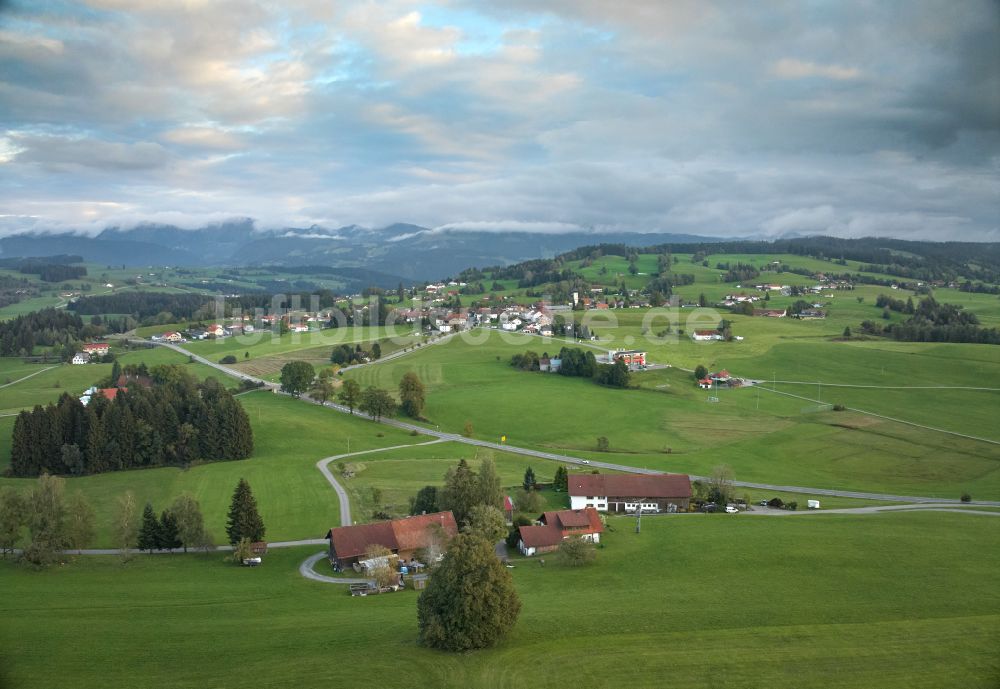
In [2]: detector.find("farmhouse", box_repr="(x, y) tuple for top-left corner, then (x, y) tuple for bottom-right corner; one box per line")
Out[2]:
(691, 330), (723, 341)
(82, 343), (110, 357)
(568, 473), (692, 513)
(325, 511), (458, 571)
(71, 353), (90, 365)
(518, 507), (604, 556)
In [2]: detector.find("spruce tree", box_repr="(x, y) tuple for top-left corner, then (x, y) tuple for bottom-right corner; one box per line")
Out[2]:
(523, 466), (537, 492)
(137, 503), (160, 553)
(226, 478), (266, 545)
(439, 459), (478, 525)
(158, 509), (182, 550)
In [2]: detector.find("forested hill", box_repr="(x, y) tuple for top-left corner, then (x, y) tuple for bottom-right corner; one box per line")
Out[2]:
(458, 237), (1000, 286)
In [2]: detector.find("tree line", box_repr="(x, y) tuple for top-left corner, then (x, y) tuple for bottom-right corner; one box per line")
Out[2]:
(70, 292), (214, 321)
(859, 296), (1000, 345)
(9, 365), (254, 477)
(510, 347), (631, 388)
(0, 475), (265, 567)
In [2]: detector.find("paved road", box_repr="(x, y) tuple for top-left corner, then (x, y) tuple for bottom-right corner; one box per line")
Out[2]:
(316, 438), (446, 527)
(741, 503), (1000, 517)
(148, 340), (1000, 507)
(299, 551), (369, 584)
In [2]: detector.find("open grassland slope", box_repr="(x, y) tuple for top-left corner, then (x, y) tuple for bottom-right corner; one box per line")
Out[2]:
(0, 512), (996, 689)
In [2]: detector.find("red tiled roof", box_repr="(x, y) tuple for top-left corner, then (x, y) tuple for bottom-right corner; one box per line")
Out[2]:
(393, 511), (458, 552)
(543, 507), (603, 531)
(328, 521), (396, 561)
(99, 387), (125, 401)
(327, 511), (458, 560)
(82, 343), (108, 351)
(503, 495), (514, 511)
(568, 473), (691, 499)
(518, 523), (562, 548)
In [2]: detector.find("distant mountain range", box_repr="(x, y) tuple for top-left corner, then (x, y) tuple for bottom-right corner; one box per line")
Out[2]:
(0, 222), (728, 280)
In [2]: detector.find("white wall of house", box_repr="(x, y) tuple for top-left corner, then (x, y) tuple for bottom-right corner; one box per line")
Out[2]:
(518, 540), (535, 557)
(570, 495), (608, 511)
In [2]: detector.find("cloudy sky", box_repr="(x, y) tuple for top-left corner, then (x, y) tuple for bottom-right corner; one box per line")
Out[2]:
(1, 0), (997, 240)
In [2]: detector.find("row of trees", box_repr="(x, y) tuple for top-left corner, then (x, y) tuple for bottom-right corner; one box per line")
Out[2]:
(9, 366), (254, 477)
(510, 348), (631, 388)
(1, 476), (265, 566)
(409, 456), (505, 526)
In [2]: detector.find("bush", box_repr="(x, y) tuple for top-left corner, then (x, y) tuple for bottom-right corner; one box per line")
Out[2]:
(960, 492), (972, 503)
(832, 404), (846, 411)
(219, 355), (238, 364)
(786, 501), (798, 511)
(767, 497), (784, 508)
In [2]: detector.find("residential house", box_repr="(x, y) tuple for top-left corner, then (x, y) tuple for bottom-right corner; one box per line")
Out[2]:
(325, 511), (458, 571)
(518, 507), (604, 556)
(161, 331), (183, 342)
(691, 330), (723, 341)
(82, 343), (110, 357)
(568, 473), (692, 513)
(539, 357), (562, 372)
(206, 324), (229, 338)
(795, 309), (826, 319)
(71, 353), (90, 365)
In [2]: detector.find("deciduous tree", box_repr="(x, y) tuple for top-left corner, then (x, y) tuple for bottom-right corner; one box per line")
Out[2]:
(475, 455), (503, 509)
(560, 536), (597, 566)
(465, 505), (507, 544)
(409, 485), (438, 515)
(359, 386), (396, 421)
(417, 534), (521, 651)
(279, 361), (315, 396)
(115, 491), (138, 562)
(170, 493), (211, 553)
(0, 487), (25, 557)
(338, 379), (361, 413)
(22, 474), (69, 566)
(65, 490), (95, 554)
(398, 372), (426, 418)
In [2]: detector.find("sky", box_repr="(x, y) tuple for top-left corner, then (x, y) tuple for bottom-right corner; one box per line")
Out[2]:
(0, 0), (998, 241)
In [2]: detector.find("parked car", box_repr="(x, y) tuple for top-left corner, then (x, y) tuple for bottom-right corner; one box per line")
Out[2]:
(758, 500), (769, 506)
(725, 505), (739, 514)
(701, 503), (717, 513)
(580, 460), (590, 464)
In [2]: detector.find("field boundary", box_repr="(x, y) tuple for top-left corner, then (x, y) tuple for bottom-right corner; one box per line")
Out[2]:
(755, 384), (1000, 446)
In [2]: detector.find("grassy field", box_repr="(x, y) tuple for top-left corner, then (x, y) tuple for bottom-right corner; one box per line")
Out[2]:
(0, 347), (232, 416)
(343, 332), (1000, 499)
(0, 511), (996, 689)
(0, 392), (423, 546)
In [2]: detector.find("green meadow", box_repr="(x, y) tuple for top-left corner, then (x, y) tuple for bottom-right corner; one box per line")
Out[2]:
(1, 511), (997, 689)
(0, 392), (422, 546)
(343, 332), (1000, 499)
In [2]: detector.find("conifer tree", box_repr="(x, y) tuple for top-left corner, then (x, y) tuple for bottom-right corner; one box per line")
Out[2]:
(226, 478), (265, 545)
(158, 509), (182, 550)
(522, 466), (537, 492)
(137, 503), (160, 553)
(439, 459), (479, 525)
